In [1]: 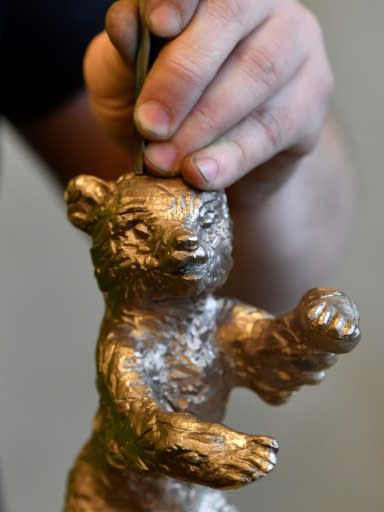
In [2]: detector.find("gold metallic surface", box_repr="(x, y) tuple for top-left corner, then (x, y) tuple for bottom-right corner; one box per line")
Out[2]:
(64, 173), (360, 511)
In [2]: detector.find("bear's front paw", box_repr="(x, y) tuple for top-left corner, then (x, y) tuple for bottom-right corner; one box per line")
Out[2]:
(150, 413), (278, 490)
(298, 288), (360, 353)
(205, 433), (278, 490)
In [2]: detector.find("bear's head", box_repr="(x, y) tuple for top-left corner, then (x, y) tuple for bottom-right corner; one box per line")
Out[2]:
(65, 173), (233, 305)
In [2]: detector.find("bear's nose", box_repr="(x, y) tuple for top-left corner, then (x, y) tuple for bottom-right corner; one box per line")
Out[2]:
(174, 228), (199, 252)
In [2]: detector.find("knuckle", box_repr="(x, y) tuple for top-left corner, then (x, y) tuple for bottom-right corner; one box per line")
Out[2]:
(193, 100), (218, 133)
(163, 48), (204, 87)
(228, 138), (248, 174)
(234, 43), (279, 90)
(253, 108), (285, 151)
(310, 54), (335, 103)
(298, 5), (323, 40)
(296, 6), (334, 100)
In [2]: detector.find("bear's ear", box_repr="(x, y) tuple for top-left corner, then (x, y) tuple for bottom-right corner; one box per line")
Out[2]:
(65, 175), (115, 233)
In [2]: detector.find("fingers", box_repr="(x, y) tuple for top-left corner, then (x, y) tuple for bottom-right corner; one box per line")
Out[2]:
(85, 0), (333, 195)
(143, 0), (199, 37)
(179, 6), (310, 144)
(138, 2), (333, 190)
(134, 0), (277, 140)
(143, 4), (320, 178)
(84, 1), (138, 147)
(162, 47), (331, 188)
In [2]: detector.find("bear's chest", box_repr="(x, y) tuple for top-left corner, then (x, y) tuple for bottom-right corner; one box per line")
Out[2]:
(137, 310), (230, 421)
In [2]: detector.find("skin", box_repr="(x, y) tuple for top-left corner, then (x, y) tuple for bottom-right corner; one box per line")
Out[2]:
(16, 0), (355, 312)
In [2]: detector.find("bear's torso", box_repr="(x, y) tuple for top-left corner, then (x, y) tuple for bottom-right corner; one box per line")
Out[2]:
(66, 296), (236, 511)
(99, 296), (232, 423)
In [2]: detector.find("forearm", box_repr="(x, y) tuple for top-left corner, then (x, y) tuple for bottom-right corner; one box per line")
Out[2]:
(222, 117), (356, 313)
(17, 90), (133, 187)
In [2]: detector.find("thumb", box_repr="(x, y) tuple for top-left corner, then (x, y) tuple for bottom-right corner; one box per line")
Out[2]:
(83, 1), (139, 148)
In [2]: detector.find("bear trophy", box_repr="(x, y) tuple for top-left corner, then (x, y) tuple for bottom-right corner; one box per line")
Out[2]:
(64, 172), (360, 512)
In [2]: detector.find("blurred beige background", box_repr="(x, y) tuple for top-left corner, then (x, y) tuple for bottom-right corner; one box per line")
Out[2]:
(0, 1), (383, 511)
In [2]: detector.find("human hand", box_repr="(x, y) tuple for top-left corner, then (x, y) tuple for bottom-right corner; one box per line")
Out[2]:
(84, 0), (333, 192)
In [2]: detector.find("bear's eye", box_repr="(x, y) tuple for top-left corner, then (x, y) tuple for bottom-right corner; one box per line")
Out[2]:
(116, 213), (136, 230)
(134, 222), (151, 240)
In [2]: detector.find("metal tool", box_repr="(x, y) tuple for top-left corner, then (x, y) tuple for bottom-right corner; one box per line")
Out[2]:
(132, 1), (151, 175)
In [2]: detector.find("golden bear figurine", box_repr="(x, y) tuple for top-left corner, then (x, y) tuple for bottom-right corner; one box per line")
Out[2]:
(64, 173), (360, 512)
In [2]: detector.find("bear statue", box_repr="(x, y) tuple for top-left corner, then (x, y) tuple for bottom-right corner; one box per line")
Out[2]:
(64, 172), (360, 512)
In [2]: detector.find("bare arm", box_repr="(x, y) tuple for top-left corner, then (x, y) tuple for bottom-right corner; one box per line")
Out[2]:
(17, 91), (133, 187)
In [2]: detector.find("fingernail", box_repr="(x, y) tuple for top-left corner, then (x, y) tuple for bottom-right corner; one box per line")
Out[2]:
(144, 143), (179, 173)
(193, 157), (219, 184)
(149, 4), (182, 35)
(135, 101), (171, 138)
